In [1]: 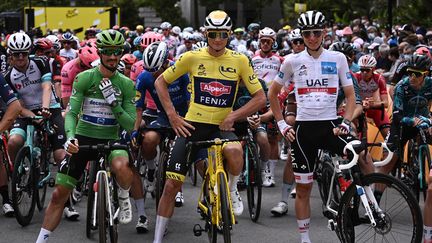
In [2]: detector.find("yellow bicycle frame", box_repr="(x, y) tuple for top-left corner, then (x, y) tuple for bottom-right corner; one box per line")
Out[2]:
(197, 139), (235, 228)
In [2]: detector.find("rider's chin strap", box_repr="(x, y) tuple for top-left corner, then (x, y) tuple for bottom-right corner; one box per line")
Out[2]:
(100, 58), (118, 73)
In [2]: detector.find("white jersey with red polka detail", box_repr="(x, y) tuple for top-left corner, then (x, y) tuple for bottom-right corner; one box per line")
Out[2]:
(274, 49), (353, 121)
(352, 72), (387, 100)
(252, 52), (284, 86)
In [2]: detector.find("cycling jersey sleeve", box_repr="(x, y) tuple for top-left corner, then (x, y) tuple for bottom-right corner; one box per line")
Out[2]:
(162, 52), (191, 84)
(377, 74), (388, 95)
(65, 73), (89, 139)
(274, 57), (294, 87)
(351, 74), (362, 105)
(111, 80), (136, 132)
(51, 59), (62, 83)
(239, 55), (262, 95)
(338, 54), (353, 87)
(0, 73), (17, 105)
(34, 57), (52, 83)
(392, 83), (404, 123)
(135, 74), (146, 109)
(179, 74), (191, 102)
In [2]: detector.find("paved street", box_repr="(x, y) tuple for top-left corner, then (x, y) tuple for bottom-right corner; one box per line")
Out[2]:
(0, 160), (351, 242)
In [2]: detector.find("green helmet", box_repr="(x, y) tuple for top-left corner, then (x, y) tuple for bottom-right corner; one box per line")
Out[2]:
(96, 29), (125, 48)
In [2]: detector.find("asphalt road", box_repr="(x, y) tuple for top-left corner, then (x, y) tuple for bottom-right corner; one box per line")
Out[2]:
(1, 158), (422, 243)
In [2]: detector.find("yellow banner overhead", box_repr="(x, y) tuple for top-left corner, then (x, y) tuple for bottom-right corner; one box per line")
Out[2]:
(294, 3), (307, 13)
(24, 7), (120, 39)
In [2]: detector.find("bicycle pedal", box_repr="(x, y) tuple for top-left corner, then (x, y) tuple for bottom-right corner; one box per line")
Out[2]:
(48, 178), (55, 187)
(193, 224), (204, 236)
(327, 219), (337, 231)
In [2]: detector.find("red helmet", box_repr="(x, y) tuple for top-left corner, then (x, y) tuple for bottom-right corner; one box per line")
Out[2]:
(140, 32), (163, 48)
(78, 43), (99, 68)
(34, 38), (53, 50)
(121, 54), (138, 65)
(415, 46), (432, 60)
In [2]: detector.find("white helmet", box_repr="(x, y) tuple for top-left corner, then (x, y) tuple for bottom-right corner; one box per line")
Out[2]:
(160, 22), (172, 30)
(172, 26), (181, 35)
(183, 27), (194, 34)
(192, 41), (208, 50)
(297, 10), (326, 30)
(143, 41), (169, 72)
(204, 10), (232, 31)
(289, 28), (302, 41)
(259, 27), (276, 41)
(46, 35), (61, 50)
(358, 55), (377, 68)
(7, 33), (32, 52)
(183, 32), (194, 41)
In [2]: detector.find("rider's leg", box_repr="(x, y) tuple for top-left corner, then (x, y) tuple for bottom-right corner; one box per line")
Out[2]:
(224, 142), (244, 216)
(7, 134), (24, 163)
(267, 133), (279, 186)
(295, 182), (313, 243)
(111, 154), (134, 224)
(141, 130), (160, 190)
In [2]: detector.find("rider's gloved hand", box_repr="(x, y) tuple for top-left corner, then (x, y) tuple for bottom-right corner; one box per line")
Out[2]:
(418, 116), (432, 126)
(337, 119), (353, 135)
(99, 78), (117, 106)
(401, 117), (415, 126)
(64, 138), (78, 154)
(130, 130), (139, 147)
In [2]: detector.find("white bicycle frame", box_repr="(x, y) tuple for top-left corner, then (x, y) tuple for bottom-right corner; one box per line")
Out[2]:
(324, 140), (393, 227)
(91, 157), (120, 228)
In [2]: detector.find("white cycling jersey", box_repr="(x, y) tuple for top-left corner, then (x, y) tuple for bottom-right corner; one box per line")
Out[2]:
(252, 52), (284, 86)
(274, 49), (353, 121)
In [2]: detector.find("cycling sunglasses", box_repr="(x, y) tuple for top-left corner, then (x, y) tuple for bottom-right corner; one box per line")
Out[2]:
(10, 52), (29, 58)
(360, 68), (372, 73)
(406, 68), (427, 78)
(302, 30), (323, 38)
(260, 39), (273, 45)
(207, 31), (229, 39)
(292, 39), (304, 45)
(99, 48), (123, 56)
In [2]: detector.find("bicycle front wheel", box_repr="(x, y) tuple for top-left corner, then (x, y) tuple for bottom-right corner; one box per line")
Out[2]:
(36, 148), (49, 211)
(11, 146), (36, 226)
(246, 141), (262, 222)
(337, 173), (422, 243)
(97, 173), (108, 243)
(419, 146), (430, 200)
(218, 173), (231, 243)
(155, 149), (168, 211)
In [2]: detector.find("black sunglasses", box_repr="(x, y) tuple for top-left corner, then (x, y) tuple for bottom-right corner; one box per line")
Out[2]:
(360, 68), (372, 73)
(207, 31), (229, 39)
(302, 30), (323, 38)
(292, 40), (304, 45)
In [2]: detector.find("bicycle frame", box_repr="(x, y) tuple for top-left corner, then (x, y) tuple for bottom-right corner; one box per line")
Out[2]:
(416, 129), (430, 190)
(197, 141), (235, 228)
(324, 141), (392, 227)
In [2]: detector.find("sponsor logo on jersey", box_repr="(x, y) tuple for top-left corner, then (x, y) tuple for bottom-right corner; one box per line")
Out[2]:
(278, 71), (284, 79)
(321, 62), (337, 74)
(219, 65), (237, 79)
(306, 78), (329, 87)
(300, 64), (307, 70)
(198, 64), (206, 76)
(135, 91), (142, 102)
(200, 81), (232, 97)
(346, 72), (352, 80)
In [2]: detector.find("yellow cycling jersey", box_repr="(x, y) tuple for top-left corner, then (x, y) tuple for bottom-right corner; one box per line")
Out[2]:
(163, 47), (262, 125)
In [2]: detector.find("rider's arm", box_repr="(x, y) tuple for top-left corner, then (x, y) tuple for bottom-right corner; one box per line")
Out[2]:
(111, 80), (136, 132)
(269, 82), (284, 122)
(155, 52), (191, 118)
(339, 55), (355, 122)
(391, 83), (405, 125)
(229, 55), (266, 121)
(65, 74), (87, 139)
(134, 79), (146, 130)
(0, 100), (21, 132)
(41, 81), (52, 109)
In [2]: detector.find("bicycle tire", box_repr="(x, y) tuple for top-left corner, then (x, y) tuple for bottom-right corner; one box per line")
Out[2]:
(419, 146), (430, 200)
(36, 147), (49, 211)
(11, 146), (36, 226)
(203, 180), (217, 243)
(246, 141), (262, 222)
(86, 161), (97, 238)
(97, 173), (108, 243)
(155, 149), (168, 211)
(218, 173), (231, 243)
(337, 173), (422, 243)
(317, 160), (341, 218)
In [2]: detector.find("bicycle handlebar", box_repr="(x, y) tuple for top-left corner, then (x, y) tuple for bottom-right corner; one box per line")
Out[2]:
(339, 140), (393, 170)
(186, 136), (249, 149)
(79, 143), (128, 152)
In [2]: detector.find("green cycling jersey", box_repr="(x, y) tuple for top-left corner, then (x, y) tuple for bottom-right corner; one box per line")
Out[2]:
(65, 67), (136, 140)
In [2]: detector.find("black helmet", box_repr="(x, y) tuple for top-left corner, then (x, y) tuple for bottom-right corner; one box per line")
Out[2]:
(407, 53), (432, 71)
(330, 42), (354, 56)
